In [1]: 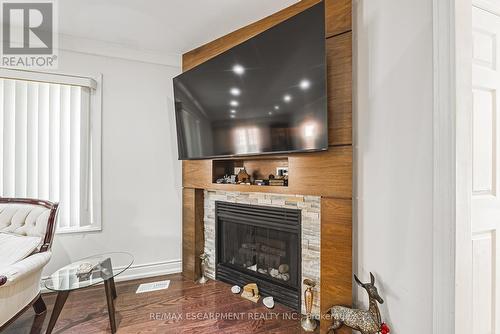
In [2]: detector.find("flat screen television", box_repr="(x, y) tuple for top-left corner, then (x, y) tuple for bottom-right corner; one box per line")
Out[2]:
(173, 2), (327, 160)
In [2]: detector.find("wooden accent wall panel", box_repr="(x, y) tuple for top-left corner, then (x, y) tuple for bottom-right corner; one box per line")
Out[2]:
(288, 147), (352, 198)
(325, 0), (352, 37)
(182, 188), (204, 281)
(328, 31), (352, 146)
(320, 198), (352, 334)
(183, 159), (212, 189)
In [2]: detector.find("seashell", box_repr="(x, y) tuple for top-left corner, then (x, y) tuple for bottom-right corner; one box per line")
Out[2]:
(263, 296), (274, 309)
(231, 285), (241, 294)
(278, 264), (289, 274)
(269, 268), (279, 278)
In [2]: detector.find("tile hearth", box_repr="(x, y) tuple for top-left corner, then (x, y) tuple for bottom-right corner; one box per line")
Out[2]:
(203, 190), (321, 315)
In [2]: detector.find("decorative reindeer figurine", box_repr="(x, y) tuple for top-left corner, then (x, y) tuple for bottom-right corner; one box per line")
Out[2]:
(328, 273), (389, 334)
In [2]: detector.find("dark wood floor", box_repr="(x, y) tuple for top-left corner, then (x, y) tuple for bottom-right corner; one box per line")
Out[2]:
(5, 274), (317, 334)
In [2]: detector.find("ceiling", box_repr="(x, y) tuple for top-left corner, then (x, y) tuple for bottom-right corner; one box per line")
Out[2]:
(59, 0), (299, 56)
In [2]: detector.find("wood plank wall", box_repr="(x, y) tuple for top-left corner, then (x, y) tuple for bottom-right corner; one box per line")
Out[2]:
(321, 1), (352, 333)
(182, 188), (205, 281)
(181, 1), (352, 333)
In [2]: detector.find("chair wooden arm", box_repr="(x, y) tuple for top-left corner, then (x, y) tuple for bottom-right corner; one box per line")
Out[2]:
(0, 198), (59, 253)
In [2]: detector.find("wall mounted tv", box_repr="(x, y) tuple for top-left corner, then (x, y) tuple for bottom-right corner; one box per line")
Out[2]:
(173, 2), (327, 160)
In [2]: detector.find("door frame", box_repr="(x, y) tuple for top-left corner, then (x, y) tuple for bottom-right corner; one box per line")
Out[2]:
(432, 0), (473, 333)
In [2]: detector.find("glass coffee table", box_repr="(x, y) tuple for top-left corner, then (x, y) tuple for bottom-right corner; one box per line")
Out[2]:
(44, 252), (133, 334)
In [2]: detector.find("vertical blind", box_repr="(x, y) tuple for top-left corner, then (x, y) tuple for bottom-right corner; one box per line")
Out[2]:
(0, 78), (92, 229)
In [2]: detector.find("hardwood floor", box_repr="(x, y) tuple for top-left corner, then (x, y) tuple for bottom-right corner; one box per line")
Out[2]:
(5, 274), (317, 334)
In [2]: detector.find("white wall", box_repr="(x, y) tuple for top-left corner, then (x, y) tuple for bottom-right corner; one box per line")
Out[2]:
(354, 0), (434, 333)
(43, 47), (183, 280)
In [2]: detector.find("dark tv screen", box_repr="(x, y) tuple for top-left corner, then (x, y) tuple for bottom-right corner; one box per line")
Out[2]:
(173, 3), (327, 160)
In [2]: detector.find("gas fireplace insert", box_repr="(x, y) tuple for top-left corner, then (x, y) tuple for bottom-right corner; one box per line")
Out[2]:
(215, 201), (301, 310)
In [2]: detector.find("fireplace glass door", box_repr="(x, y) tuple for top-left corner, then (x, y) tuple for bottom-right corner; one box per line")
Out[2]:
(219, 220), (299, 288)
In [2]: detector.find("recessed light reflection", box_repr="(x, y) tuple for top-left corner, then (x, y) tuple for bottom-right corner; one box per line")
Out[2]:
(268, 112), (273, 115)
(230, 100), (239, 107)
(232, 64), (245, 75)
(230, 87), (241, 96)
(230, 109), (236, 114)
(230, 114), (236, 119)
(274, 105), (280, 110)
(300, 79), (311, 90)
(283, 94), (292, 103)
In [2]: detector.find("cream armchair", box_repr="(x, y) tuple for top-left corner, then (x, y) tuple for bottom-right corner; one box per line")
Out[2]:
(0, 198), (59, 331)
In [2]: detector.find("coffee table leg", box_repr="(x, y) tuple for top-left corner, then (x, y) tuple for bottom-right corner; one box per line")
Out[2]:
(110, 277), (117, 299)
(46, 291), (70, 334)
(104, 279), (117, 333)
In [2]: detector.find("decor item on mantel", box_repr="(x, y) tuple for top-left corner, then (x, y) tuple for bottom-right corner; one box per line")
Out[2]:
(216, 174), (236, 184)
(301, 278), (317, 332)
(276, 167), (288, 177)
(327, 273), (390, 334)
(254, 179), (267, 186)
(268, 173), (287, 186)
(197, 253), (209, 284)
(237, 168), (250, 184)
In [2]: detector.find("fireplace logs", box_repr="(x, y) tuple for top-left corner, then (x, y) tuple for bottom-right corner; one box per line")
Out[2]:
(237, 241), (291, 282)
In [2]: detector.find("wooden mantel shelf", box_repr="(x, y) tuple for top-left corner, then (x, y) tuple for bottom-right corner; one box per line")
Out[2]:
(207, 183), (290, 194)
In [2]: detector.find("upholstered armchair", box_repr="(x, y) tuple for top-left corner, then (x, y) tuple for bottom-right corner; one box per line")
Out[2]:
(0, 198), (59, 331)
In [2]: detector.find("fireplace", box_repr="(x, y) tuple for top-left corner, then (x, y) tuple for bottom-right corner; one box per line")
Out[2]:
(215, 201), (301, 310)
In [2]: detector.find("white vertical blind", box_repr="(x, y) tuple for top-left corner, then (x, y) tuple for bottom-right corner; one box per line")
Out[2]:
(0, 80), (4, 194)
(69, 87), (81, 228)
(27, 82), (38, 198)
(3, 80), (15, 196)
(48, 84), (60, 202)
(15, 81), (27, 197)
(59, 85), (70, 228)
(38, 83), (50, 200)
(0, 78), (92, 229)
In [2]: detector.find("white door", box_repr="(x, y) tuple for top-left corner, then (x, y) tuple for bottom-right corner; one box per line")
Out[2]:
(472, 5), (500, 333)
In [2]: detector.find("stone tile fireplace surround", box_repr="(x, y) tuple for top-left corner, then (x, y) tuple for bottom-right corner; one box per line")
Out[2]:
(203, 190), (321, 315)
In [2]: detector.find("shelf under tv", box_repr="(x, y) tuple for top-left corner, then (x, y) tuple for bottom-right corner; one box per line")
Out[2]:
(212, 157), (289, 190)
(208, 183), (289, 194)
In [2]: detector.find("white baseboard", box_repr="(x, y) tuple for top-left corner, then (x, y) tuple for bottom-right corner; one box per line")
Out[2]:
(114, 259), (182, 282)
(41, 259), (182, 293)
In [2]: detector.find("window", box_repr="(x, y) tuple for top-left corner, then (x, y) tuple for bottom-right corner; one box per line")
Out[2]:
(0, 68), (102, 233)
(233, 126), (261, 154)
